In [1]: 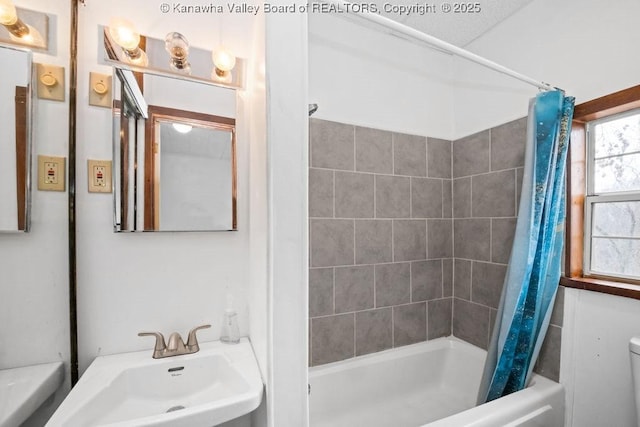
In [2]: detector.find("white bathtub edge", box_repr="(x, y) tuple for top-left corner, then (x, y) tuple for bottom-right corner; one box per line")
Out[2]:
(425, 374), (564, 427)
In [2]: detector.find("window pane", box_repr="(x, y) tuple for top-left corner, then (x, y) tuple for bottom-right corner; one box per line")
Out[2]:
(594, 112), (640, 158)
(591, 237), (640, 278)
(592, 201), (640, 238)
(594, 153), (640, 193)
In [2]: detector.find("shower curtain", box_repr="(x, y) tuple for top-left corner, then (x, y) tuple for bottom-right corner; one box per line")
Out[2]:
(477, 90), (575, 403)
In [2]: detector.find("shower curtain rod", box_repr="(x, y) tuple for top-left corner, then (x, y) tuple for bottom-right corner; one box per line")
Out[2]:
(323, 0), (558, 92)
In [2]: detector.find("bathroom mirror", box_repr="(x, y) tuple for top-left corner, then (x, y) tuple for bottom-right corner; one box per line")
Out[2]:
(113, 68), (237, 232)
(0, 45), (32, 232)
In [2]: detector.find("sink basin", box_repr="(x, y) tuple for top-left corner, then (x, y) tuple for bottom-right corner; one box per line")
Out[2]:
(0, 361), (64, 427)
(46, 338), (263, 427)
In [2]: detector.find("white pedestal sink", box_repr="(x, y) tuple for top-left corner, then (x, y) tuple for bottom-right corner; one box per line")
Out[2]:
(0, 361), (64, 427)
(46, 338), (263, 427)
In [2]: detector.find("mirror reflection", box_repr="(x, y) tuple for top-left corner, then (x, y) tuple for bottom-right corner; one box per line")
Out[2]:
(113, 69), (237, 232)
(0, 45), (32, 232)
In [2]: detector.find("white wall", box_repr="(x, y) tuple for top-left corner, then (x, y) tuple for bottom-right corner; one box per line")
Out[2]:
(452, 1), (640, 425)
(0, 0), (71, 423)
(75, 0), (264, 375)
(264, 5), (309, 426)
(562, 289), (640, 427)
(453, 0), (640, 139)
(309, 13), (454, 139)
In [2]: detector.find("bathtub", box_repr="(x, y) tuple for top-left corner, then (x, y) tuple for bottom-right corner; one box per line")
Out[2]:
(308, 336), (564, 427)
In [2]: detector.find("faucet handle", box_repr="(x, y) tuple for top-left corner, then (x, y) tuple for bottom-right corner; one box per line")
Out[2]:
(186, 324), (211, 351)
(138, 332), (167, 352)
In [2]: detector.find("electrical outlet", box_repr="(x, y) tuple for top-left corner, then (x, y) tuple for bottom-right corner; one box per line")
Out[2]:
(88, 159), (112, 193)
(38, 155), (65, 191)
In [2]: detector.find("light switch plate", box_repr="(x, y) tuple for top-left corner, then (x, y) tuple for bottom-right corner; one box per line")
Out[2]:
(89, 72), (112, 108)
(88, 159), (112, 193)
(38, 155), (65, 191)
(36, 63), (65, 102)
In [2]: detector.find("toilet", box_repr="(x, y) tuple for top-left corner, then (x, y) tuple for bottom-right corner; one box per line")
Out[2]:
(629, 337), (640, 425)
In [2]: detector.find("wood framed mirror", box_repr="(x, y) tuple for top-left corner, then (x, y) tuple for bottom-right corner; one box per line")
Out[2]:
(112, 68), (238, 232)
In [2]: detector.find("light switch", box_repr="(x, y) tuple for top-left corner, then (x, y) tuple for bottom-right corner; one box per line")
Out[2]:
(36, 64), (65, 102)
(88, 159), (112, 193)
(38, 155), (65, 191)
(89, 72), (112, 108)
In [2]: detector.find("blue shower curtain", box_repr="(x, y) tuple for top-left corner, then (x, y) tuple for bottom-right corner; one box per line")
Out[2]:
(477, 90), (575, 404)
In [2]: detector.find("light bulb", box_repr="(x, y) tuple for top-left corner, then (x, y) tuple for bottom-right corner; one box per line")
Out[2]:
(10, 24), (44, 47)
(108, 17), (148, 67)
(172, 123), (193, 134)
(212, 47), (236, 72)
(108, 17), (140, 51)
(165, 32), (191, 73)
(0, 0), (18, 26)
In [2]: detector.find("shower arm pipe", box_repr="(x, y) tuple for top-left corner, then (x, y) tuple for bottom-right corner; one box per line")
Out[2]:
(323, 0), (558, 92)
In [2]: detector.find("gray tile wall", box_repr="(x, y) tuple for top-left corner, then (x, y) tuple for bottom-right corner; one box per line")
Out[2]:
(308, 117), (564, 383)
(451, 117), (564, 382)
(309, 119), (453, 366)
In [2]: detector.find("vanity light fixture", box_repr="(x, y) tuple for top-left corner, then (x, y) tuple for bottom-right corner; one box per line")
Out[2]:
(0, 0), (44, 48)
(165, 32), (191, 74)
(211, 46), (236, 83)
(108, 17), (148, 67)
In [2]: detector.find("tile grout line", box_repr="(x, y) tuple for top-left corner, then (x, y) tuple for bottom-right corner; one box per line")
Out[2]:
(312, 258), (455, 270)
(311, 165), (468, 180)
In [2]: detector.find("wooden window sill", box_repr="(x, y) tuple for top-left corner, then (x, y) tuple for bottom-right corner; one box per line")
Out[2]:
(560, 276), (640, 300)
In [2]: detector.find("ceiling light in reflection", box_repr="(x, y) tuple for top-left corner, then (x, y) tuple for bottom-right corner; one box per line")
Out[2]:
(172, 123), (193, 134)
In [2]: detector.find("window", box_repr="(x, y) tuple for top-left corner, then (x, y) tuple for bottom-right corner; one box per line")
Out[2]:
(562, 85), (640, 297)
(584, 110), (640, 281)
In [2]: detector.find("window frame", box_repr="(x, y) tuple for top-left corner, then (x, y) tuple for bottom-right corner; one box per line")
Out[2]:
(583, 109), (640, 281)
(562, 85), (640, 298)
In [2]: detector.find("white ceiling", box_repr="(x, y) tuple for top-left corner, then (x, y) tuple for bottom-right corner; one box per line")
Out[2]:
(370, 0), (534, 46)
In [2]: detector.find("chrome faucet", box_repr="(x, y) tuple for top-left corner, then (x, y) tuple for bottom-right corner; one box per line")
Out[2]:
(138, 324), (211, 358)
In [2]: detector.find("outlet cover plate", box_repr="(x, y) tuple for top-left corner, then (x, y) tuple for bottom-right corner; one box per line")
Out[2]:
(88, 159), (112, 193)
(38, 155), (65, 191)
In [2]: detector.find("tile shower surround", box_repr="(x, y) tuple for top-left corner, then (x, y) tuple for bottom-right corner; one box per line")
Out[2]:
(308, 118), (563, 382)
(451, 118), (563, 382)
(309, 119), (454, 366)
